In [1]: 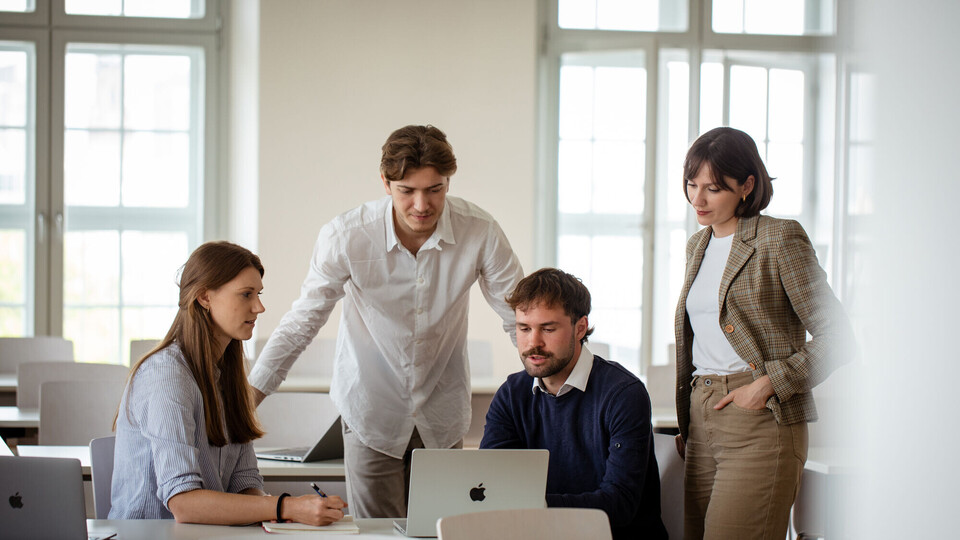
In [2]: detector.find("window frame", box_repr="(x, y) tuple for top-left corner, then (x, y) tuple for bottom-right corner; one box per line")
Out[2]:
(0, 1), (220, 356)
(537, 0), (849, 373)
(51, 29), (218, 341)
(50, 0), (217, 32)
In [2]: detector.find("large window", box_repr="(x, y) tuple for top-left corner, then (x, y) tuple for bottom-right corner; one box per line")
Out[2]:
(0, 0), (219, 364)
(0, 41), (34, 337)
(541, 0), (848, 375)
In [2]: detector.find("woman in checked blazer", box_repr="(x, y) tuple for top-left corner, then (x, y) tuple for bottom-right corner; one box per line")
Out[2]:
(673, 127), (853, 540)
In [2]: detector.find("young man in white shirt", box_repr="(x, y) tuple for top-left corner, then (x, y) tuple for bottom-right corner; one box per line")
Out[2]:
(248, 125), (524, 518)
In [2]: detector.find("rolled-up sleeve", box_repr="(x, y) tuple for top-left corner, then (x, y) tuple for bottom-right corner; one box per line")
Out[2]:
(228, 442), (264, 494)
(249, 221), (350, 394)
(477, 221), (524, 345)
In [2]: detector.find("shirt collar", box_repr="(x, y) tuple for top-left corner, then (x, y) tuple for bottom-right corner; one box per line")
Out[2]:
(531, 344), (595, 397)
(383, 197), (455, 254)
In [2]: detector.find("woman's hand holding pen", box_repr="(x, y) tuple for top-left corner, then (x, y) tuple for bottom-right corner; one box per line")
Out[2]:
(714, 375), (776, 411)
(280, 493), (347, 526)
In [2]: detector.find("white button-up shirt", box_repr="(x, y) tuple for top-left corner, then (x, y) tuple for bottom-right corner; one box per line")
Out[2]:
(249, 196), (523, 458)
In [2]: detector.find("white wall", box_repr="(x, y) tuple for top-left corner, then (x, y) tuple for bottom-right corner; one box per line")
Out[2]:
(847, 0), (960, 537)
(256, 0), (538, 378)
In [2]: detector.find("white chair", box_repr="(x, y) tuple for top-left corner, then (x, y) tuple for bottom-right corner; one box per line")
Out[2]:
(90, 436), (116, 519)
(436, 507), (612, 540)
(0, 336), (73, 373)
(128, 339), (160, 364)
(589, 341), (611, 359)
(467, 339), (493, 379)
(653, 432), (684, 540)
(17, 361), (129, 409)
(646, 363), (677, 410)
(791, 469), (826, 540)
(38, 380), (127, 445)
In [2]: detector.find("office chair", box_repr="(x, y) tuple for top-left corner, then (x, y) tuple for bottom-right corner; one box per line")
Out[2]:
(39, 380), (126, 445)
(653, 432), (684, 540)
(90, 436), (116, 519)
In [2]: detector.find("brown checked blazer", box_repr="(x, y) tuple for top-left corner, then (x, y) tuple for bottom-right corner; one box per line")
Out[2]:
(674, 214), (853, 441)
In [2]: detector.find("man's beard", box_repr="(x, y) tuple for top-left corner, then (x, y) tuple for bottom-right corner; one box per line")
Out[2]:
(520, 335), (576, 379)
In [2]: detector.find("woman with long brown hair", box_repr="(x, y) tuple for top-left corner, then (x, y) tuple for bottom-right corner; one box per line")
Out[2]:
(110, 241), (346, 525)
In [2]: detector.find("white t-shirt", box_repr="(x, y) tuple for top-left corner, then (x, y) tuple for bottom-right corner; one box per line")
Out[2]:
(686, 233), (750, 375)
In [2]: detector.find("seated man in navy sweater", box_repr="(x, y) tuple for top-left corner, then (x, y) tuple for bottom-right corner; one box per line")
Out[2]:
(480, 268), (668, 540)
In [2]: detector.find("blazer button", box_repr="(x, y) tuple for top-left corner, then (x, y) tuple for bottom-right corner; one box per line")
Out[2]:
(724, 324), (734, 333)
(749, 362), (757, 370)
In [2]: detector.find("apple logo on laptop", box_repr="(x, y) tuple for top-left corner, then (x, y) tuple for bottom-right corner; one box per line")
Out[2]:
(9, 492), (23, 509)
(469, 483), (486, 502)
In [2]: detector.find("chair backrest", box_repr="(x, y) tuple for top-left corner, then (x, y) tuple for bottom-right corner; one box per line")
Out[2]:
(792, 469), (826, 539)
(436, 508), (612, 540)
(17, 361), (129, 409)
(653, 432), (684, 540)
(255, 392), (340, 448)
(646, 363), (677, 409)
(467, 339), (493, 379)
(0, 336), (73, 373)
(89, 436), (116, 519)
(128, 339), (160, 365)
(39, 380), (127, 445)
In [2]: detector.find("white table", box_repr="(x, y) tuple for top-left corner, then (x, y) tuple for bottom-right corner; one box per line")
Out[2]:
(86, 518), (402, 539)
(17, 445), (346, 482)
(0, 406), (38, 428)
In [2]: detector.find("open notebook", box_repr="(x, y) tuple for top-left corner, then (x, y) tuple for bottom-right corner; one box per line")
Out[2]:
(262, 514), (359, 534)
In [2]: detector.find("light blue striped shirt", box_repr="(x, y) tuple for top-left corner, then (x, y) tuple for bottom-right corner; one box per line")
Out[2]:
(109, 344), (263, 519)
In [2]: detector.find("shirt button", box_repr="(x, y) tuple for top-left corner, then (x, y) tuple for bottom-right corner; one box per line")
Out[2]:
(417, 277), (424, 284)
(724, 324), (734, 333)
(615, 443), (621, 449)
(417, 308), (423, 315)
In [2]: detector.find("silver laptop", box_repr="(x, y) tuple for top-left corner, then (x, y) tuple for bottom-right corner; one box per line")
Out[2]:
(0, 456), (88, 540)
(394, 448), (549, 537)
(256, 416), (343, 462)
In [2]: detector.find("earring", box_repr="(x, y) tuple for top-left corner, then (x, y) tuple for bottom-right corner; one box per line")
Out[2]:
(742, 194), (747, 202)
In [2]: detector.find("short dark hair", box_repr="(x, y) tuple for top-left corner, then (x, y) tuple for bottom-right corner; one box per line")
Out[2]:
(683, 127), (774, 217)
(380, 125), (458, 182)
(506, 268), (594, 344)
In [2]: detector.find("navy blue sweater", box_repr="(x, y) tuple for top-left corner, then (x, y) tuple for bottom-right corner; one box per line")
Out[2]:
(481, 355), (668, 540)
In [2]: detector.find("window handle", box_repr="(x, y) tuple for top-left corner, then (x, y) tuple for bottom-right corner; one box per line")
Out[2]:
(55, 212), (64, 239)
(37, 213), (45, 244)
